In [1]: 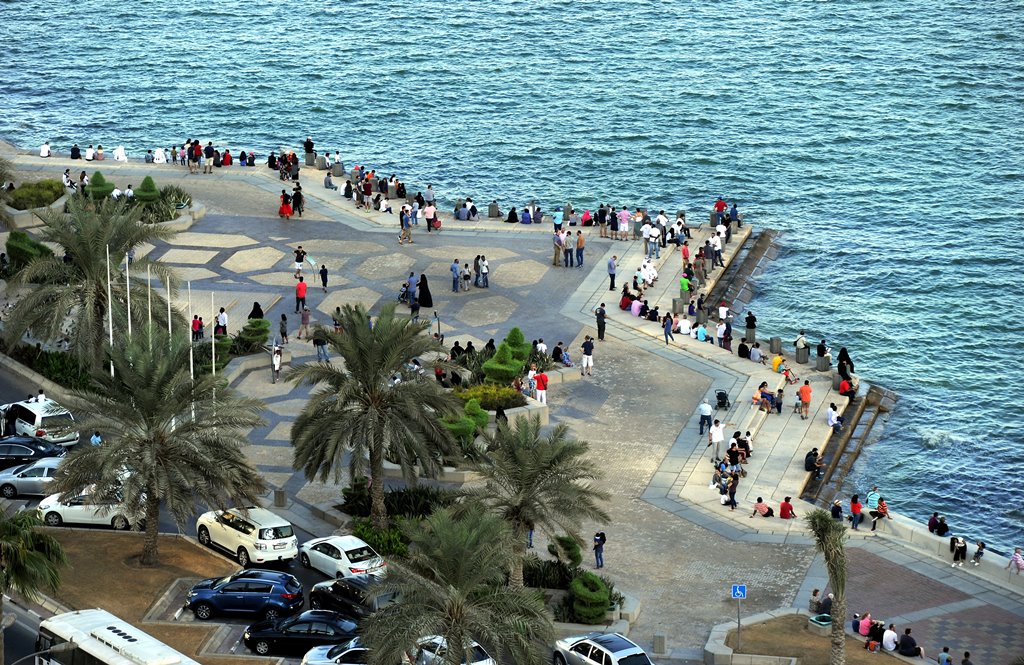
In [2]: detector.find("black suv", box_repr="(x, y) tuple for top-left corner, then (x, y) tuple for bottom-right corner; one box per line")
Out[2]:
(308, 575), (397, 620)
(185, 569), (304, 621)
(0, 436), (65, 471)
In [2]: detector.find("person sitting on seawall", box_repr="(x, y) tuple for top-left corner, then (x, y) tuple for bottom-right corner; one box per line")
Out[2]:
(897, 628), (925, 659)
(804, 447), (824, 479)
(95, 144), (105, 160)
(144, 149), (154, 163)
(113, 145), (128, 162)
(817, 339), (832, 365)
(630, 298), (644, 318)
(70, 143), (81, 159)
(324, 172), (338, 191)
(827, 403), (843, 433)
(506, 206), (519, 224)
(221, 149), (233, 166)
(928, 513), (950, 537)
(838, 376), (856, 399)
(779, 496), (797, 519)
(748, 342), (767, 364)
(869, 496), (892, 531)
(618, 285), (635, 311)
(750, 496), (774, 518)
(819, 593), (834, 616)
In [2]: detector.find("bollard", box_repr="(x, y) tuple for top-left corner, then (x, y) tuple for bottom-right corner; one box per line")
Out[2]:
(816, 356), (831, 372)
(488, 201), (501, 218)
(745, 327), (756, 343)
(832, 373), (843, 391)
(273, 489), (287, 507)
(697, 309), (708, 325)
(331, 162), (345, 177)
(304, 152), (315, 167)
(770, 336), (782, 354)
(672, 298), (687, 314)
(653, 632), (667, 656)
(388, 183), (398, 199)
(796, 346), (810, 364)
(315, 155), (327, 170)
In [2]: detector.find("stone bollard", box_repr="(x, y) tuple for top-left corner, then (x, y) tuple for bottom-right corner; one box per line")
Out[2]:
(388, 183), (398, 199)
(832, 373), (843, 391)
(315, 155), (327, 170)
(350, 167), (360, 183)
(273, 488), (287, 507)
(704, 257), (714, 274)
(653, 633), (667, 656)
(816, 356), (831, 372)
(672, 298), (687, 314)
(770, 336), (782, 354)
(331, 162), (345, 177)
(304, 152), (315, 167)
(745, 327), (756, 343)
(697, 309), (708, 325)
(796, 346), (810, 364)
(710, 210), (717, 225)
(488, 201), (501, 218)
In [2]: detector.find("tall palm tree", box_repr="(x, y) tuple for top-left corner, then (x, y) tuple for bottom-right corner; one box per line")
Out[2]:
(462, 415), (610, 588)
(361, 507), (553, 665)
(49, 329), (266, 566)
(806, 508), (848, 665)
(288, 303), (460, 530)
(0, 510), (67, 664)
(2, 196), (179, 372)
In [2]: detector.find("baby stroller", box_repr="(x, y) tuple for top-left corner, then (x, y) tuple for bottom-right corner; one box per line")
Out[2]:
(715, 389), (731, 410)
(397, 283), (410, 304)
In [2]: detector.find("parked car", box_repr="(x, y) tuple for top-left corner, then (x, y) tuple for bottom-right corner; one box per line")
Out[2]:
(300, 535), (386, 579)
(553, 633), (654, 665)
(0, 399), (79, 446)
(413, 637), (494, 665)
(0, 436), (65, 473)
(0, 456), (63, 498)
(243, 610), (358, 656)
(308, 575), (397, 619)
(185, 569), (304, 621)
(36, 487), (134, 530)
(195, 506), (298, 567)
(301, 638), (375, 665)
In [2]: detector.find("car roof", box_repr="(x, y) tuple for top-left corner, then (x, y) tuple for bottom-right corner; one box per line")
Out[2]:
(298, 609), (351, 621)
(232, 569), (296, 583)
(334, 574), (374, 590)
(225, 506), (292, 527)
(0, 436), (52, 450)
(590, 634), (642, 654)
(309, 535), (370, 550)
(2, 399), (71, 416)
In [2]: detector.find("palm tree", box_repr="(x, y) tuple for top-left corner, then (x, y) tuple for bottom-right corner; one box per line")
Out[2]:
(2, 196), (179, 372)
(49, 329), (266, 566)
(361, 507), (553, 665)
(462, 414), (610, 588)
(0, 510), (67, 664)
(806, 508), (848, 665)
(288, 303), (461, 530)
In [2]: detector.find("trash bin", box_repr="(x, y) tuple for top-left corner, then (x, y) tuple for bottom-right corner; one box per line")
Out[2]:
(273, 489), (287, 507)
(796, 346), (810, 364)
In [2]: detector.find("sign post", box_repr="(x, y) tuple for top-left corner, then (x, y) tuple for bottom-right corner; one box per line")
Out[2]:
(731, 584), (747, 652)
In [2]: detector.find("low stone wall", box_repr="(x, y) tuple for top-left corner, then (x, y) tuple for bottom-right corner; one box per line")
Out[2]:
(2, 193), (68, 228)
(704, 607), (807, 665)
(154, 202), (206, 232)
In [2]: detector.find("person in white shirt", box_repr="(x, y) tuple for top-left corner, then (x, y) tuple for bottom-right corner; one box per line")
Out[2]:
(647, 224), (661, 258)
(678, 317), (692, 336)
(153, 148), (167, 164)
(113, 146), (128, 162)
(710, 234), (724, 266)
(124, 185), (134, 200)
(536, 339), (548, 355)
(719, 302), (729, 320)
(39, 142), (51, 158)
(706, 420), (725, 461)
(716, 221), (727, 238)
(111, 187), (123, 199)
(826, 403), (843, 432)
(882, 625), (898, 652)
(84, 145), (95, 161)
(697, 398), (714, 435)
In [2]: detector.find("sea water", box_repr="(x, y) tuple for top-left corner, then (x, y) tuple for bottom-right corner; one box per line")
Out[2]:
(2, 0), (1021, 549)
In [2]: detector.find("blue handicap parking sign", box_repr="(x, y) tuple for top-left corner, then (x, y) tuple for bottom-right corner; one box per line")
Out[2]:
(731, 584), (747, 599)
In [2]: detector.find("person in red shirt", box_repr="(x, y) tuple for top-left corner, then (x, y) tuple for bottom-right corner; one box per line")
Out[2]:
(534, 371), (549, 404)
(798, 380), (812, 420)
(850, 494), (863, 530)
(839, 378), (856, 399)
(713, 197), (728, 222)
(295, 276), (308, 313)
(780, 496), (797, 519)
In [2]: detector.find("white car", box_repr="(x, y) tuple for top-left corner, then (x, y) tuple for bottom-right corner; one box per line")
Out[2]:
(554, 633), (654, 665)
(299, 535), (386, 579)
(196, 506), (298, 567)
(0, 399), (79, 446)
(414, 637), (494, 665)
(302, 638), (375, 665)
(37, 488), (134, 530)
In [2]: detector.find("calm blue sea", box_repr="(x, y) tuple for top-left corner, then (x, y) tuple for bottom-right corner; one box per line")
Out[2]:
(2, 0), (1021, 550)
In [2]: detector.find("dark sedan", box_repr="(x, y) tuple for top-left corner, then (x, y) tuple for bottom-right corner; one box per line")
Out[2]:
(308, 575), (397, 620)
(243, 610), (358, 656)
(0, 436), (65, 472)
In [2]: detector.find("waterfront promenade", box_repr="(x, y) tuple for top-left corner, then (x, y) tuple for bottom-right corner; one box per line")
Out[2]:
(2, 147), (1022, 664)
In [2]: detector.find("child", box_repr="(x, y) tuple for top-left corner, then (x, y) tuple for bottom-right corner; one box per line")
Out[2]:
(1006, 547), (1023, 575)
(971, 541), (985, 566)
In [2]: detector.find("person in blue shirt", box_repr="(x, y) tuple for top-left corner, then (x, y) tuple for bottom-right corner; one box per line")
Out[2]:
(450, 259), (460, 293)
(730, 202), (740, 226)
(521, 208), (532, 224)
(90, 431), (103, 446)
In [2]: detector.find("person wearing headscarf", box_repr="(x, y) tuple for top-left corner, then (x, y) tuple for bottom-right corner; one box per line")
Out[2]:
(113, 145), (128, 162)
(153, 148), (167, 164)
(836, 347), (855, 382)
(247, 302), (264, 319)
(417, 274), (433, 308)
(506, 207), (519, 224)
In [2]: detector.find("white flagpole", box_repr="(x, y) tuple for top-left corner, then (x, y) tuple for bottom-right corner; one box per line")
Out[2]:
(211, 291), (216, 377)
(105, 245), (114, 377)
(147, 265), (152, 349)
(125, 255), (132, 340)
(187, 281), (194, 382)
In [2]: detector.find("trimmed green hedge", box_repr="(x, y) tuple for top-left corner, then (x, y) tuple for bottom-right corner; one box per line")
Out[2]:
(231, 318), (271, 354)
(547, 534), (583, 566)
(340, 477), (458, 519)
(569, 572), (611, 624)
(455, 383), (525, 410)
(6, 230), (54, 271)
(482, 343), (521, 384)
(135, 176), (159, 203)
(8, 179), (64, 210)
(86, 171), (114, 199)
(2, 343), (90, 390)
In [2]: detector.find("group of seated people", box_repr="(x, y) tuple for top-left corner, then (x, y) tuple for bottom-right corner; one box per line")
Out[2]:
(749, 495), (797, 519)
(619, 286), (723, 342)
(454, 198), (480, 221)
(751, 381), (785, 413)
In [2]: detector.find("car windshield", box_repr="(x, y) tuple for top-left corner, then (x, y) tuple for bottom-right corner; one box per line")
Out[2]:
(213, 575), (234, 588)
(9, 463), (32, 474)
(370, 591), (398, 610)
(618, 655), (653, 665)
(285, 580), (301, 594)
(259, 525), (293, 540)
(345, 545), (377, 563)
(41, 413), (75, 429)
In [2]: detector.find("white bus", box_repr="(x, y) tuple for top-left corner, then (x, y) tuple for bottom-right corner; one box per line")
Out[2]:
(36, 609), (202, 665)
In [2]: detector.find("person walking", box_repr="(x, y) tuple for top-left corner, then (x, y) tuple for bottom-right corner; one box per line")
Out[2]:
(580, 335), (594, 376)
(798, 380), (812, 420)
(697, 398), (713, 435)
(295, 276), (308, 313)
(292, 185), (304, 217)
(319, 264), (329, 292)
(215, 307), (228, 336)
(534, 369), (549, 404)
(279, 314), (289, 344)
(313, 329), (329, 361)
(593, 532), (606, 569)
(595, 303), (606, 341)
(293, 246), (307, 278)
(1006, 547), (1024, 575)
(473, 255), (482, 288)
(461, 263), (471, 291)
(480, 255), (489, 287)
(271, 347), (283, 383)
(607, 255), (617, 290)
(297, 307), (311, 340)
(663, 314), (675, 345)
(575, 230), (585, 268)
(450, 259), (460, 293)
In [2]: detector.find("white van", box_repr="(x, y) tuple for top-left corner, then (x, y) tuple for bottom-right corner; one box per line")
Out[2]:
(0, 399), (80, 446)
(196, 506), (298, 567)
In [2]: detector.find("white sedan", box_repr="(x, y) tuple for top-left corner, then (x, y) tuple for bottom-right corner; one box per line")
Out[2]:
(299, 535), (386, 579)
(37, 489), (134, 530)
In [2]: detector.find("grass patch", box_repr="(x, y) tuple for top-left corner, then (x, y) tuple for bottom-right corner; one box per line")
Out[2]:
(726, 615), (882, 665)
(45, 529), (265, 665)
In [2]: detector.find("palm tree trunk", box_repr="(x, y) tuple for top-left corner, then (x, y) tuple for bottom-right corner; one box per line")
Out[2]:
(830, 596), (846, 665)
(509, 539), (526, 589)
(0, 593), (6, 665)
(140, 493), (162, 566)
(369, 446), (387, 531)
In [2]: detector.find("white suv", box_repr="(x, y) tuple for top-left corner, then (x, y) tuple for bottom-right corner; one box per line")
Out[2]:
(196, 506), (298, 567)
(0, 399), (79, 446)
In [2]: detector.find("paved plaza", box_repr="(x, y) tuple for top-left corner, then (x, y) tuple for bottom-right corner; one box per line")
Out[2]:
(4, 152), (1023, 663)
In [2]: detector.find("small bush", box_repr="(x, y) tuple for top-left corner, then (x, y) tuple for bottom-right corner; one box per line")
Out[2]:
(569, 572), (611, 624)
(505, 327), (530, 363)
(341, 477), (458, 519)
(464, 399), (489, 429)
(6, 230), (54, 271)
(160, 184), (192, 208)
(87, 171), (114, 200)
(481, 343), (523, 385)
(523, 554), (575, 589)
(8, 179), (65, 210)
(454, 348), (491, 385)
(547, 534), (583, 567)
(195, 334), (233, 374)
(352, 518), (408, 557)
(135, 176), (160, 204)
(455, 383), (526, 410)
(6, 345), (89, 390)
(231, 318), (271, 355)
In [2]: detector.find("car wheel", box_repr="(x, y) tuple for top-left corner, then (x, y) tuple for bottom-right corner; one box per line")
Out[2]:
(193, 603), (213, 620)
(44, 512), (63, 527)
(0, 484), (17, 499)
(264, 608), (280, 621)
(237, 548), (250, 567)
(197, 526), (211, 546)
(300, 553), (310, 568)
(111, 515), (130, 531)
(254, 641), (271, 656)
(553, 654), (567, 665)
(310, 598), (322, 610)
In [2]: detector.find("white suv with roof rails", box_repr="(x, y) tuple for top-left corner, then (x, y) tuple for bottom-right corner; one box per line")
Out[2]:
(196, 506), (298, 567)
(0, 399), (79, 446)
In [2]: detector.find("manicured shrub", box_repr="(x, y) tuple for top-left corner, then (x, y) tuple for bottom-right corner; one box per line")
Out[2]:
(231, 318), (271, 354)
(455, 383), (526, 410)
(341, 477), (458, 519)
(6, 230), (54, 271)
(8, 179), (65, 210)
(135, 176), (160, 203)
(5, 344), (89, 390)
(352, 518), (408, 557)
(523, 554), (574, 589)
(505, 327), (530, 363)
(86, 171), (114, 200)
(464, 399), (489, 429)
(482, 343), (522, 385)
(569, 572), (611, 624)
(194, 334), (232, 373)
(547, 534), (583, 567)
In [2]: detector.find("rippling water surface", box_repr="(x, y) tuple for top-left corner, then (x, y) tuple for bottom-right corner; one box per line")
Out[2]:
(2, 0), (1022, 549)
